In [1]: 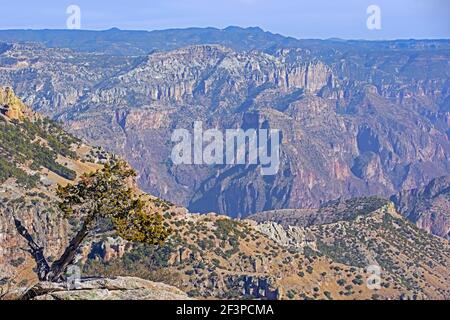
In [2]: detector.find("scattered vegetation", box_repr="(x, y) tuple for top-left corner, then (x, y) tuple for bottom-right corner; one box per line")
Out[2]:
(0, 116), (77, 182)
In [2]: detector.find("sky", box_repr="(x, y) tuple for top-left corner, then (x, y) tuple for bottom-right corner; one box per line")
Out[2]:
(0, 0), (449, 39)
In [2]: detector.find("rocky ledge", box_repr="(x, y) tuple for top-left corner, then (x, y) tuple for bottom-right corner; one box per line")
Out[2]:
(25, 277), (191, 300)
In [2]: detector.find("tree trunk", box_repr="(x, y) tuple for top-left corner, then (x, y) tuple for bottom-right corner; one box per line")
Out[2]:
(47, 217), (92, 282)
(13, 218), (50, 281)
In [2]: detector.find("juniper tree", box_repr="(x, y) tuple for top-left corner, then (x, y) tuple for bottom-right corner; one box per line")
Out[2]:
(13, 160), (171, 282)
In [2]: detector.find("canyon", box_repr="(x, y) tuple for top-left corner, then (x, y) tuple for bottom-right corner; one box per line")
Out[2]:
(0, 29), (448, 221)
(0, 87), (448, 300)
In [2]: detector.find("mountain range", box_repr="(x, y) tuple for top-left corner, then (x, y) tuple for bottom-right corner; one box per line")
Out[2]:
(0, 87), (448, 300)
(0, 27), (449, 299)
(0, 28), (448, 221)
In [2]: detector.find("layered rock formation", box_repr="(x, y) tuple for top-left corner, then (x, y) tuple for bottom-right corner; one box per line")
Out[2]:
(0, 90), (449, 300)
(256, 221), (313, 249)
(0, 87), (26, 120)
(391, 176), (450, 240)
(0, 36), (448, 222)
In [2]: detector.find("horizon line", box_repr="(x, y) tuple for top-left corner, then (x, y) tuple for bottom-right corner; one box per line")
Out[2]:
(0, 26), (449, 42)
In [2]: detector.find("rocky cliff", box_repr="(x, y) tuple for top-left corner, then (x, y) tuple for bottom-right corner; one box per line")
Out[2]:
(0, 40), (449, 219)
(0, 87), (102, 294)
(0, 87), (26, 120)
(391, 176), (450, 240)
(1, 89), (449, 300)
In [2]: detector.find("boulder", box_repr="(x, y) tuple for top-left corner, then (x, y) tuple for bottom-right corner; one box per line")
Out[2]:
(26, 277), (191, 300)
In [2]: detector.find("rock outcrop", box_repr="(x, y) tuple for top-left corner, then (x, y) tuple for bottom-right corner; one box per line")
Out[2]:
(256, 222), (309, 249)
(0, 87), (26, 120)
(391, 176), (450, 240)
(27, 277), (190, 300)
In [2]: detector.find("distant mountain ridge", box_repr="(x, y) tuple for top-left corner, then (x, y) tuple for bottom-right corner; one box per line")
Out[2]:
(0, 26), (299, 55)
(0, 26), (449, 56)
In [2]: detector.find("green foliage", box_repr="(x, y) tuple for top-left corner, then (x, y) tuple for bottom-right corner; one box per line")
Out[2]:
(316, 236), (367, 268)
(319, 197), (389, 222)
(198, 238), (215, 250)
(213, 219), (244, 241)
(306, 265), (314, 274)
(57, 160), (171, 245)
(286, 290), (295, 299)
(0, 158), (39, 187)
(9, 257), (25, 268)
(19, 118), (80, 157)
(352, 276), (364, 285)
(337, 279), (346, 286)
(0, 117), (77, 181)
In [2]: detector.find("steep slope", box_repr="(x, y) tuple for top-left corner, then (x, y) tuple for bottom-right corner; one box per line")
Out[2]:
(391, 176), (450, 240)
(1, 88), (448, 300)
(0, 87), (103, 295)
(81, 200), (450, 300)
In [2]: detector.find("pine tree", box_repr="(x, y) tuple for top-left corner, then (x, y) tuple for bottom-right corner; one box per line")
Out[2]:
(14, 159), (171, 282)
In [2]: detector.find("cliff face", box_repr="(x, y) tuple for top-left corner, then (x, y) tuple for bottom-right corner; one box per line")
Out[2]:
(0, 41), (449, 221)
(0, 87), (26, 120)
(391, 176), (450, 240)
(0, 194), (69, 285)
(0, 87), (102, 291)
(0, 89), (449, 300)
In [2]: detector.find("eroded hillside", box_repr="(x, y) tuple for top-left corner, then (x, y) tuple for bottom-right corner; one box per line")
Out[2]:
(1, 88), (448, 300)
(0, 40), (448, 218)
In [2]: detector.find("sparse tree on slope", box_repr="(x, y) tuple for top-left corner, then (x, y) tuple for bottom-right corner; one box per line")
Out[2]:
(14, 160), (171, 282)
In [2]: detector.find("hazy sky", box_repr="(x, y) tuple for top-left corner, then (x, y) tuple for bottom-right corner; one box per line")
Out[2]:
(1, 0), (449, 39)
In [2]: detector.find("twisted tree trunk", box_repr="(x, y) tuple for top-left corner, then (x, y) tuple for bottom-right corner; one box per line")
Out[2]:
(46, 217), (93, 282)
(13, 218), (50, 281)
(11, 199), (94, 283)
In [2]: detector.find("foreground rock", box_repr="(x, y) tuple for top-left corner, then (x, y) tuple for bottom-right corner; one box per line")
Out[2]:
(27, 277), (190, 300)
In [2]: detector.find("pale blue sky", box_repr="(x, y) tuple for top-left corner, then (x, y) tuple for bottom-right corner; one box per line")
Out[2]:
(0, 0), (449, 39)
